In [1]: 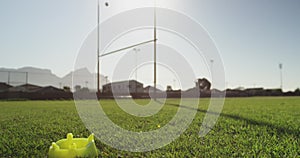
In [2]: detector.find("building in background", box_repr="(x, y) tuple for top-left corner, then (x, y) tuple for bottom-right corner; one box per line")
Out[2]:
(102, 80), (143, 94)
(8, 84), (42, 92)
(0, 82), (12, 92)
(144, 86), (163, 93)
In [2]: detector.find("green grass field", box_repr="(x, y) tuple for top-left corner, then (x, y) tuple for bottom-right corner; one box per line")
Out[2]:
(0, 97), (299, 157)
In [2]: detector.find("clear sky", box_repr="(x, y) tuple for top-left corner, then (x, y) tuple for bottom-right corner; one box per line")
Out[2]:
(0, 0), (299, 91)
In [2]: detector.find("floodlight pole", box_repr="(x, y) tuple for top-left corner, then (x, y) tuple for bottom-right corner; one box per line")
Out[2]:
(133, 48), (140, 80)
(279, 63), (283, 90)
(154, 0), (157, 100)
(210, 59), (214, 89)
(133, 48), (140, 94)
(25, 72), (28, 84)
(105, 76), (108, 84)
(210, 59), (214, 72)
(7, 72), (10, 85)
(173, 79), (176, 89)
(97, 0), (101, 95)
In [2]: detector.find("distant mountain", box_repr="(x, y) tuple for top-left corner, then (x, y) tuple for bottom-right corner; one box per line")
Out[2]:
(61, 67), (108, 91)
(0, 67), (107, 91)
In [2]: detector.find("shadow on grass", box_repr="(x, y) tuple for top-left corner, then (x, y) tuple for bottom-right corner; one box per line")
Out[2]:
(155, 100), (299, 138)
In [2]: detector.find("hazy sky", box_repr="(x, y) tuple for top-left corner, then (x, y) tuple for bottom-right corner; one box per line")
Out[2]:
(0, 0), (299, 91)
